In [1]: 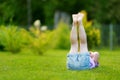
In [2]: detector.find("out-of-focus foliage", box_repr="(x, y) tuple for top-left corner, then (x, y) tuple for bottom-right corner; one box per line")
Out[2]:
(0, 0), (27, 25)
(86, 0), (120, 24)
(51, 21), (70, 49)
(0, 25), (32, 52)
(0, 25), (47, 54)
(0, 13), (101, 53)
(0, 0), (120, 26)
(0, 10), (101, 53)
(30, 28), (50, 54)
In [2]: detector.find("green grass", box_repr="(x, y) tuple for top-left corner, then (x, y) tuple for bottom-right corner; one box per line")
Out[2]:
(0, 49), (120, 80)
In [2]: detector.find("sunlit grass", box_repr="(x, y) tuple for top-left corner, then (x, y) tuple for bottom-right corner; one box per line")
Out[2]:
(0, 49), (120, 80)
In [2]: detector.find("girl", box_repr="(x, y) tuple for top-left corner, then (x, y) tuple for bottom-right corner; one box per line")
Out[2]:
(67, 13), (99, 70)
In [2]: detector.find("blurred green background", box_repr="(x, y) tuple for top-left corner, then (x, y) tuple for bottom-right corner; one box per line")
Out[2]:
(0, 0), (120, 53)
(0, 1), (120, 80)
(0, 0), (120, 25)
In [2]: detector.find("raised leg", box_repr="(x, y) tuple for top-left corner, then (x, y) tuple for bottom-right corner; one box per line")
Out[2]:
(69, 13), (88, 53)
(78, 13), (88, 53)
(69, 14), (78, 53)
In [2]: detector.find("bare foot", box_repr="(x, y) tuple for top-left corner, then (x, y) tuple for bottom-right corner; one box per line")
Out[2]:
(72, 14), (78, 26)
(77, 13), (84, 25)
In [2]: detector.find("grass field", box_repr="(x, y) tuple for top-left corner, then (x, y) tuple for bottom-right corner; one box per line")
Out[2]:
(0, 49), (120, 80)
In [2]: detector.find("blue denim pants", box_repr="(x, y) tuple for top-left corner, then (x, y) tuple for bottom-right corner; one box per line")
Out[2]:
(67, 52), (91, 70)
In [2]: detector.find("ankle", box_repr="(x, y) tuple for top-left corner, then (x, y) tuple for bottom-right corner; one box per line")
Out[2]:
(73, 22), (78, 27)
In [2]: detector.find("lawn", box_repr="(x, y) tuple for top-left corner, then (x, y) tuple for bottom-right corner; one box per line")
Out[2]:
(0, 49), (120, 80)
